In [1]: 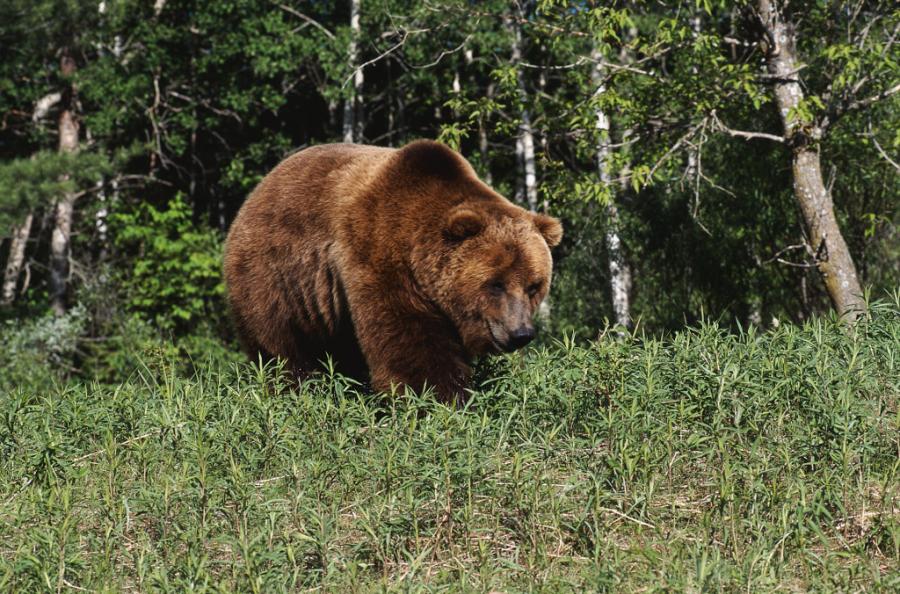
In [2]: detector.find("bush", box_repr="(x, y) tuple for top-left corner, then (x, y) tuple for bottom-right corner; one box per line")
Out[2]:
(110, 194), (225, 333)
(0, 305), (87, 390)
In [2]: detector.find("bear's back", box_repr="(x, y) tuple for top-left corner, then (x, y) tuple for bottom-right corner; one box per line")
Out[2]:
(224, 145), (384, 357)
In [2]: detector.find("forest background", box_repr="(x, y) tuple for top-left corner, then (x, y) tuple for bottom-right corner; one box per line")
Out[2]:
(0, 0), (897, 381)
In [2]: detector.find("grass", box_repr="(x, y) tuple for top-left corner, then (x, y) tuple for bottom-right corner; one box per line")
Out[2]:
(1, 301), (898, 592)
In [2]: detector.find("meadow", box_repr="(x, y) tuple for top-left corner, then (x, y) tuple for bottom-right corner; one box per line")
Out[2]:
(2, 299), (898, 593)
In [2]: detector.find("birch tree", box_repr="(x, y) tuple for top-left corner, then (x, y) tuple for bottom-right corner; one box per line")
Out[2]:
(1, 213), (32, 306)
(593, 0), (898, 324)
(591, 46), (632, 329)
(1, 150), (109, 308)
(343, 0), (363, 142)
(507, 11), (539, 212)
(0, 91), (52, 305)
(49, 52), (80, 316)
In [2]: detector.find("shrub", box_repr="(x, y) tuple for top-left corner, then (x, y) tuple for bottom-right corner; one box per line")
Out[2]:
(110, 194), (225, 333)
(0, 305), (87, 390)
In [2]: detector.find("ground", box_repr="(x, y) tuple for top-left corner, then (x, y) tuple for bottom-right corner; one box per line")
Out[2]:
(0, 301), (898, 592)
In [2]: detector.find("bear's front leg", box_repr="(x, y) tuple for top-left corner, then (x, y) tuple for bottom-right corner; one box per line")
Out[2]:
(348, 295), (472, 404)
(369, 330), (471, 404)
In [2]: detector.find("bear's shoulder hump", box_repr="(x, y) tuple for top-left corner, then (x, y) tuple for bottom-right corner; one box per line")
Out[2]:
(393, 140), (473, 182)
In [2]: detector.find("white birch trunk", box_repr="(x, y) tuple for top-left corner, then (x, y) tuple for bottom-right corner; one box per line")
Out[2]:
(2, 213), (33, 306)
(508, 15), (538, 212)
(514, 135), (525, 204)
(757, 0), (865, 321)
(480, 82), (494, 186)
(342, 0), (363, 143)
(50, 54), (80, 316)
(479, 120), (492, 186)
(451, 69), (461, 121)
(32, 92), (61, 123)
(95, 178), (113, 261)
(591, 47), (632, 329)
(521, 111), (538, 212)
(685, 14), (702, 198)
(508, 13), (547, 319)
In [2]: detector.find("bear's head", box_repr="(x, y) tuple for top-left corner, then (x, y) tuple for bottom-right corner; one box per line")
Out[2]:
(433, 203), (563, 355)
(395, 140), (563, 356)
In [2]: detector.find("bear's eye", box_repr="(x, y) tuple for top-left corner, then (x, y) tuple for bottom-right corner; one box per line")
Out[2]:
(488, 280), (505, 295)
(527, 282), (542, 297)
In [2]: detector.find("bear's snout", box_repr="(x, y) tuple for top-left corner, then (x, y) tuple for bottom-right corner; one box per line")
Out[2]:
(506, 326), (536, 351)
(487, 295), (538, 352)
(487, 319), (535, 353)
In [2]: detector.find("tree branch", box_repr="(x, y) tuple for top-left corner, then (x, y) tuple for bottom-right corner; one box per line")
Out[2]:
(844, 81), (900, 113)
(32, 92), (62, 122)
(342, 29), (424, 87)
(823, 71), (900, 130)
(866, 125), (900, 173)
(410, 33), (469, 69)
(710, 111), (786, 143)
(276, 3), (334, 39)
(645, 122), (703, 185)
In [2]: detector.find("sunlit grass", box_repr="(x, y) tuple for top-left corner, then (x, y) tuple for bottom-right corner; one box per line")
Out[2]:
(1, 300), (898, 592)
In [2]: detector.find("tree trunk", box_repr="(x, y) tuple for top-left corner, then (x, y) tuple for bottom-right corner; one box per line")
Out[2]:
(685, 12), (702, 206)
(508, 11), (548, 321)
(603, 203), (631, 329)
(509, 15), (538, 212)
(757, 0), (865, 321)
(50, 53), (80, 316)
(95, 177), (113, 262)
(387, 60), (395, 146)
(2, 213), (33, 306)
(328, 98), (338, 130)
(342, 0), (362, 143)
(478, 121), (492, 186)
(519, 104), (538, 212)
(480, 82), (494, 186)
(591, 47), (632, 329)
(514, 135), (525, 204)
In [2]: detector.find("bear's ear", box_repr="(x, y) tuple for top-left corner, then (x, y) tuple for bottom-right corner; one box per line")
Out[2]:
(445, 207), (484, 241)
(533, 213), (563, 248)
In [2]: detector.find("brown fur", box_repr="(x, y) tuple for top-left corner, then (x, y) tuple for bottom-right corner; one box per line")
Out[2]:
(224, 140), (562, 402)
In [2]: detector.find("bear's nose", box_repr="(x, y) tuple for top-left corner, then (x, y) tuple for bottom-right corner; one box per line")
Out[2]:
(507, 326), (535, 350)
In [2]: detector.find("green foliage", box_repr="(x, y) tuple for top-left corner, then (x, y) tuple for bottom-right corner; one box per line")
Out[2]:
(0, 305), (88, 391)
(1, 299), (898, 591)
(0, 151), (111, 229)
(110, 195), (224, 332)
(77, 282), (242, 384)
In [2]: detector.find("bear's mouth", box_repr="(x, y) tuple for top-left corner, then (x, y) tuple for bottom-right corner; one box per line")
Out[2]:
(486, 321), (509, 353)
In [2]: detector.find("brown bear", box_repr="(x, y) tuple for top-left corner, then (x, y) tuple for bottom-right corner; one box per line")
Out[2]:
(223, 140), (562, 402)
